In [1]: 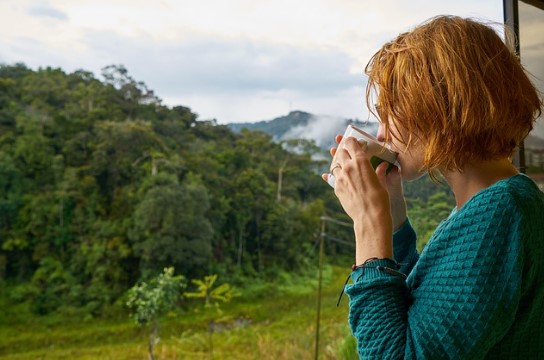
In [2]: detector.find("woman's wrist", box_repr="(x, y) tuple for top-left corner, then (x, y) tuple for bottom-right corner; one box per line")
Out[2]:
(353, 219), (393, 264)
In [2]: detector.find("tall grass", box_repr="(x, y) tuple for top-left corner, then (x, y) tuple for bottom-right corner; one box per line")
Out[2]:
(0, 265), (358, 359)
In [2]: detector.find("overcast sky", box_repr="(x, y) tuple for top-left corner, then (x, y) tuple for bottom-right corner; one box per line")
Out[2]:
(0, 1), (506, 123)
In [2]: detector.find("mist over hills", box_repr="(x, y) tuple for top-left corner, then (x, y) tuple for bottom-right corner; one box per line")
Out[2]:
(227, 111), (544, 156)
(227, 110), (379, 151)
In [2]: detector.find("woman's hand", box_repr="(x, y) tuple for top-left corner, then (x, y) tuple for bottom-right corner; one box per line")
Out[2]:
(324, 135), (407, 230)
(375, 160), (408, 232)
(322, 135), (407, 264)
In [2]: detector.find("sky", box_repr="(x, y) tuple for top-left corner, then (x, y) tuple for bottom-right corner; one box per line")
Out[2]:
(0, 0), (507, 123)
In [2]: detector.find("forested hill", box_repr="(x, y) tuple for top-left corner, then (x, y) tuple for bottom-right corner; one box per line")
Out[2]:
(227, 111), (378, 150)
(0, 63), (347, 315)
(227, 110), (315, 138)
(0, 63), (456, 318)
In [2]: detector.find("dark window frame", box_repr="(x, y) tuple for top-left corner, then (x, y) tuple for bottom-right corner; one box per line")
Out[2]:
(503, 0), (544, 173)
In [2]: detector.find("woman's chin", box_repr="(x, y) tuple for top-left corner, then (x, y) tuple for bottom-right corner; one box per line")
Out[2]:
(399, 168), (426, 182)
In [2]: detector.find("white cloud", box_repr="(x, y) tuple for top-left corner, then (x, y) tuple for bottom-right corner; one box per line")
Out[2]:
(88, 34), (362, 95)
(27, 5), (68, 20)
(168, 86), (367, 124)
(0, 0), (505, 123)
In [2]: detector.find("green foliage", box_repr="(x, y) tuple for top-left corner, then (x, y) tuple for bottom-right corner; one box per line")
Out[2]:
(29, 257), (79, 314)
(184, 274), (237, 308)
(0, 266), (352, 359)
(126, 267), (186, 326)
(404, 175), (455, 251)
(0, 152), (25, 244)
(338, 337), (358, 360)
(183, 274), (237, 359)
(0, 62), (452, 317)
(129, 173), (213, 277)
(125, 267), (186, 359)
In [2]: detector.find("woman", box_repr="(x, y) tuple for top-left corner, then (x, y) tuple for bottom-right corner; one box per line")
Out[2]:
(323, 16), (543, 358)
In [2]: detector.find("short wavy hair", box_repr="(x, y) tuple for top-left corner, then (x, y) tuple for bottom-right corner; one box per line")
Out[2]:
(366, 15), (542, 174)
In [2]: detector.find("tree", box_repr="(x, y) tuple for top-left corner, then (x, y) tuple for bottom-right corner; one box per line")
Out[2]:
(90, 120), (168, 207)
(0, 152), (25, 240)
(184, 274), (237, 359)
(101, 65), (160, 120)
(126, 267), (186, 360)
(0, 62), (457, 318)
(228, 168), (275, 271)
(28, 256), (77, 314)
(129, 173), (213, 277)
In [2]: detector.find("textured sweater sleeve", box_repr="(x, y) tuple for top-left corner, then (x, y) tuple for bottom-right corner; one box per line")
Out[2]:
(392, 219), (419, 275)
(345, 189), (523, 359)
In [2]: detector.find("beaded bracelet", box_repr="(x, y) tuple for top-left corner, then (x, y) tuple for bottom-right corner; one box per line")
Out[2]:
(336, 257), (407, 307)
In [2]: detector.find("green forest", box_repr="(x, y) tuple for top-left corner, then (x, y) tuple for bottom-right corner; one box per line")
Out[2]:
(0, 63), (454, 358)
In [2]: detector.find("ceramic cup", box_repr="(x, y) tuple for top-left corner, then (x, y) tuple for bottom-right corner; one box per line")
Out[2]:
(327, 124), (398, 188)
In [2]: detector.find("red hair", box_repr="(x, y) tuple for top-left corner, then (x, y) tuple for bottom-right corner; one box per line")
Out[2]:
(366, 15), (542, 173)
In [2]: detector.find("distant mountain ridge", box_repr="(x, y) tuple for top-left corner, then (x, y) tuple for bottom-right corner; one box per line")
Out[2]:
(227, 111), (314, 139)
(227, 110), (544, 157)
(227, 110), (379, 151)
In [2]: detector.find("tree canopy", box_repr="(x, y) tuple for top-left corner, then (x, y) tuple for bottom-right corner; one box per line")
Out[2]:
(0, 63), (454, 315)
(0, 63), (344, 314)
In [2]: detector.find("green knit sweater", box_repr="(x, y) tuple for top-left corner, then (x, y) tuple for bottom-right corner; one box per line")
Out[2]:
(345, 174), (544, 359)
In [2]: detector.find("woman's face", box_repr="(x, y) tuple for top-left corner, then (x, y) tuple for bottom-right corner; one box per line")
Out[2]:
(376, 120), (426, 181)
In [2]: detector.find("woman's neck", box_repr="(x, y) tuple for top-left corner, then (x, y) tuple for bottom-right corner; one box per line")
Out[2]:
(442, 158), (519, 210)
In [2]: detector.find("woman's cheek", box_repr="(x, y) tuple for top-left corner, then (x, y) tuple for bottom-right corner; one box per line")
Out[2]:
(396, 157), (416, 181)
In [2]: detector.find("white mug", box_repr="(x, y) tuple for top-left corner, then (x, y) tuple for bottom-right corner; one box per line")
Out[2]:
(328, 124), (398, 188)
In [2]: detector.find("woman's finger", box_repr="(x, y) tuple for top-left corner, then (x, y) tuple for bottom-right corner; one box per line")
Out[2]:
(343, 136), (363, 152)
(375, 161), (389, 187)
(342, 137), (370, 162)
(334, 145), (352, 164)
(335, 135), (343, 144)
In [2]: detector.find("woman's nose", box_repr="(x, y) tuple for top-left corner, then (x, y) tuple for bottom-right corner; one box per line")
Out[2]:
(376, 123), (386, 142)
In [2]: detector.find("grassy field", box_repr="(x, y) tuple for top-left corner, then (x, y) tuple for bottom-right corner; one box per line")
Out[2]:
(0, 265), (357, 359)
